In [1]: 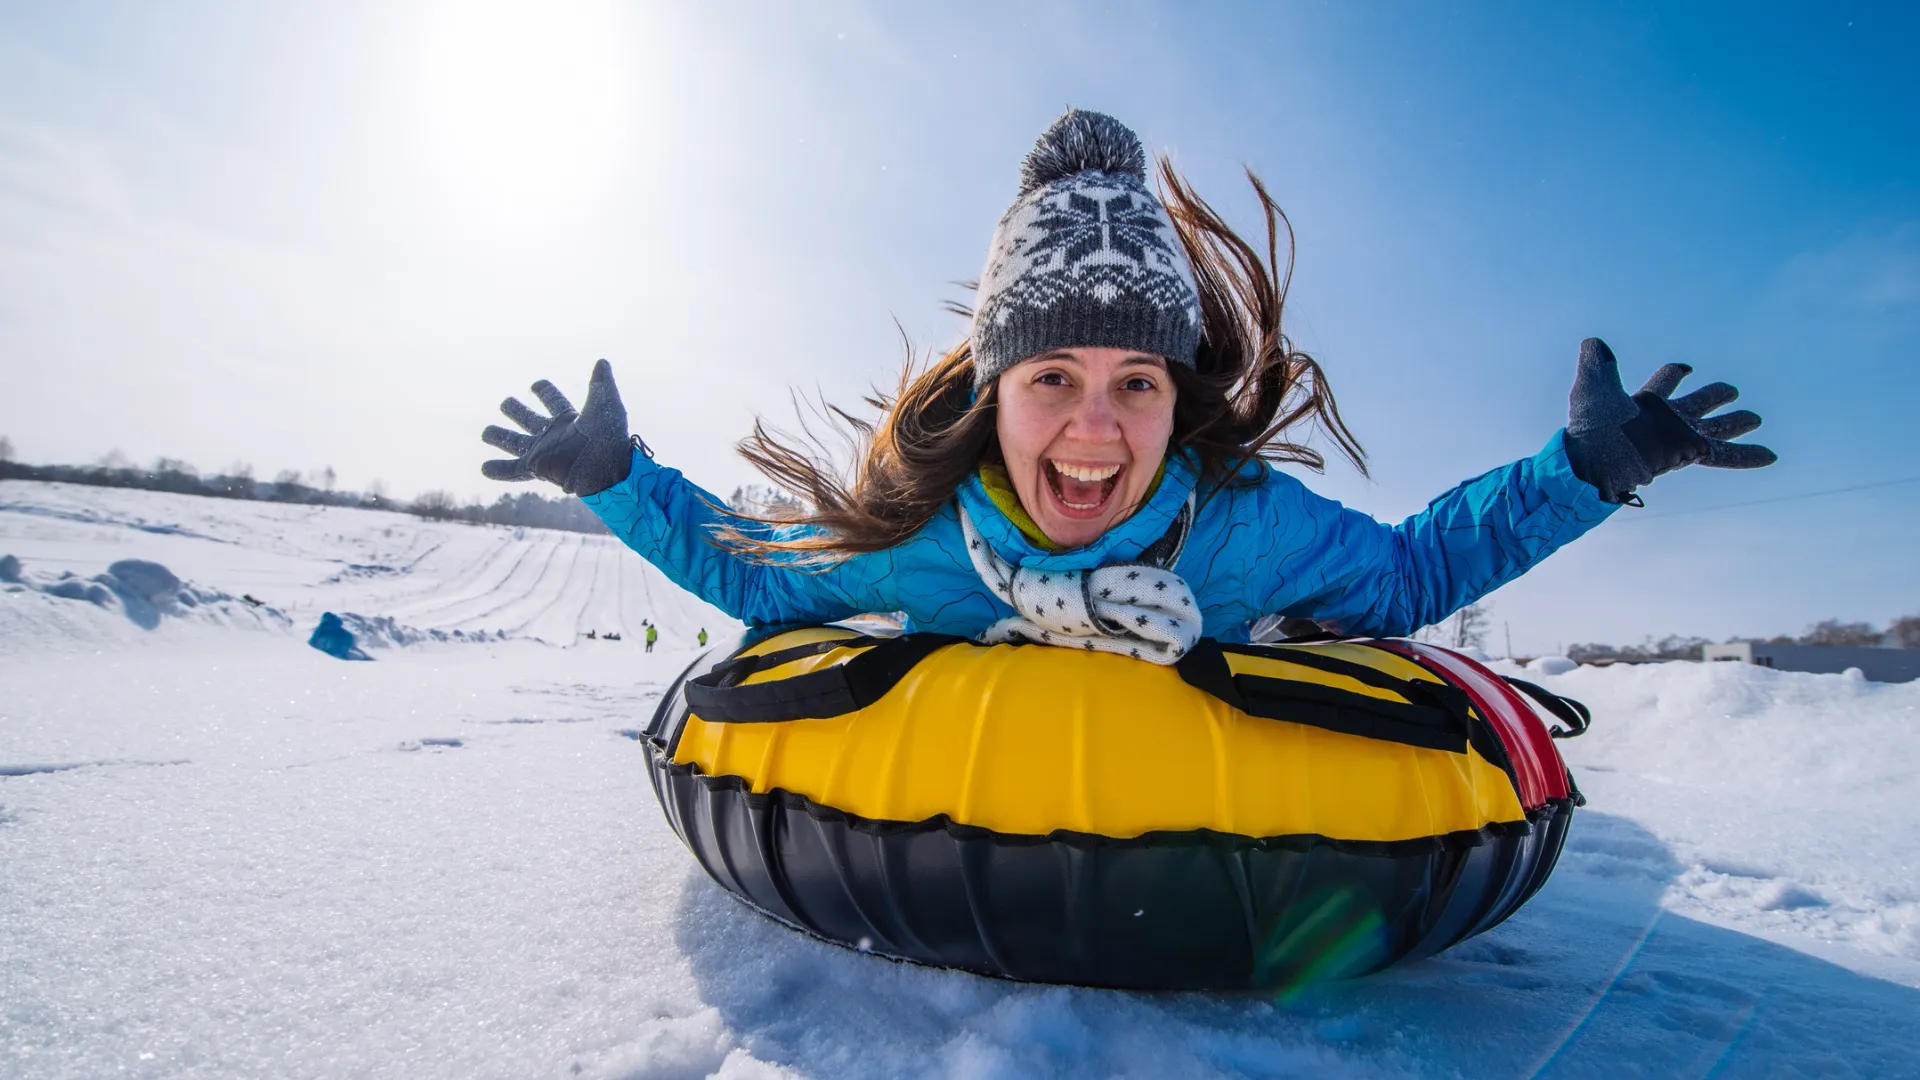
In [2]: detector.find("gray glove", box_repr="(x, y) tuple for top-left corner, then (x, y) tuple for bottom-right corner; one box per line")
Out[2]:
(480, 359), (636, 497)
(1563, 337), (1776, 505)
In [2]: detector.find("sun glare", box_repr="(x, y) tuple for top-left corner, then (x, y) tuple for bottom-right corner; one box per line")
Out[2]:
(417, 0), (636, 222)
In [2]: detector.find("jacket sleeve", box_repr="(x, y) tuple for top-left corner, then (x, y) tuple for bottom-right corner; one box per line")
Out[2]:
(579, 448), (893, 626)
(1258, 431), (1618, 637)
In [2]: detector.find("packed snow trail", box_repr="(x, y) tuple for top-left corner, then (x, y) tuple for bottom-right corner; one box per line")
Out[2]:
(0, 481), (730, 648)
(3, 480), (1919, 1078)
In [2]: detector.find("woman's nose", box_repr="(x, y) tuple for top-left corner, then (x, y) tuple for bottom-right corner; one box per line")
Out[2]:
(1063, 389), (1124, 441)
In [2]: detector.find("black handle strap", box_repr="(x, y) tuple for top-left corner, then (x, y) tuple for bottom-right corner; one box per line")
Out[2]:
(683, 633), (964, 723)
(1502, 677), (1592, 739)
(685, 633), (1501, 754)
(1177, 642), (1472, 754)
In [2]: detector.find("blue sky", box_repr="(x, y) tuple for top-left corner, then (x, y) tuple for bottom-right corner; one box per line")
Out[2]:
(1, 0), (1915, 653)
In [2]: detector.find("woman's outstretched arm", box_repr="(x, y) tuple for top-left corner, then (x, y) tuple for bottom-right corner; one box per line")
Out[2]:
(481, 361), (892, 625)
(1254, 431), (1617, 637)
(1254, 338), (1773, 638)
(582, 449), (892, 626)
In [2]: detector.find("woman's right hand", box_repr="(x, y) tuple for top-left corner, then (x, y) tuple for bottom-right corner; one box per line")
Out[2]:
(480, 359), (636, 496)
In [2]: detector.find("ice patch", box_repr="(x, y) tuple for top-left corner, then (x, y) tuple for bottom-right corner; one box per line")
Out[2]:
(395, 737), (465, 752)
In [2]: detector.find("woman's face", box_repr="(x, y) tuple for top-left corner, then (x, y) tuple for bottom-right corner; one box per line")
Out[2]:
(994, 346), (1176, 549)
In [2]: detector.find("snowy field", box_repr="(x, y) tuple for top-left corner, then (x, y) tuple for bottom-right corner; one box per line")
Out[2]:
(3, 479), (1918, 1079)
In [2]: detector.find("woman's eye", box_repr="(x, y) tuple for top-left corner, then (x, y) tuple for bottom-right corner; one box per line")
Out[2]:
(1122, 377), (1157, 393)
(1035, 371), (1070, 387)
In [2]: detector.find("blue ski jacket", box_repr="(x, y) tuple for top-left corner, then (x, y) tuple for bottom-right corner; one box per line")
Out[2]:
(583, 433), (1617, 641)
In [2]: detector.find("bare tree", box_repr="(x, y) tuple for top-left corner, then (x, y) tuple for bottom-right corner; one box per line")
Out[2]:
(97, 448), (133, 470)
(0, 435), (13, 462)
(318, 465), (337, 492)
(1418, 601), (1491, 651)
(411, 490), (458, 519)
(153, 456), (198, 478)
(212, 461), (256, 498)
(1888, 615), (1920, 650)
(1450, 601), (1491, 650)
(1799, 618), (1881, 647)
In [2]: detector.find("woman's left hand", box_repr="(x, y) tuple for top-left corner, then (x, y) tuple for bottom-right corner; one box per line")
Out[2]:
(1562, 337), (1776, 504)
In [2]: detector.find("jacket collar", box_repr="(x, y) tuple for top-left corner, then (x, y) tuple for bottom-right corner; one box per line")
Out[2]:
(955, 451), (1201, 570)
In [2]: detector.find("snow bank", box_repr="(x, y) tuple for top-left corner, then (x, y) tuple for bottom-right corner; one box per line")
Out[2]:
(0, 480), (737, 653)
(1, 552), (292, 650)
(331, 611), (507, 649)
(1493, 656), (1920, 964)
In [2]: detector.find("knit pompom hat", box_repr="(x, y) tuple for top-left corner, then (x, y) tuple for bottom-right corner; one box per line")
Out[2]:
(971, 110), (1202, 390)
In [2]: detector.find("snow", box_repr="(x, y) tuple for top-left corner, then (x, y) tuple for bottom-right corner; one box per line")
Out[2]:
(0, 481), (731, 654)
(4, 479), (1919, 1079)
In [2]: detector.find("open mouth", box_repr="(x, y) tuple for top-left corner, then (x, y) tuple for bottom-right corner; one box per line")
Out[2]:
(1044, 460), (1123, 517)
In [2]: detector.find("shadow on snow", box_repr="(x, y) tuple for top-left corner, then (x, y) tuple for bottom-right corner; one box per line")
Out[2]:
(666, 811), (1920, 1079)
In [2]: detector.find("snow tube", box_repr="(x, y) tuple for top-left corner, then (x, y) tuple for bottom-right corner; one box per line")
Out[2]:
(642, 626), (1587, 990)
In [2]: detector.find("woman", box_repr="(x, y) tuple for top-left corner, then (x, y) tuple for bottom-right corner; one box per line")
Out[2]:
(479, 110), (1772, 662)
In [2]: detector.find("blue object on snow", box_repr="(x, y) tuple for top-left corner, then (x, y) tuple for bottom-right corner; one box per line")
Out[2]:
(309, 612), (372, 661)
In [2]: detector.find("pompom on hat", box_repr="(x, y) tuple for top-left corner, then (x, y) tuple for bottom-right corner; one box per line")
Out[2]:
(972, 110), (1202, 390)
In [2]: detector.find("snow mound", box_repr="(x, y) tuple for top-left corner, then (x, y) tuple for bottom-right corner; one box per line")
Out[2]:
(0, 480), (738, 655)
(331, 611), (507, 649)
(1525, 654), (1578, 675)
(1, 552), (292, 647)
(1494, 655), (1920, 963)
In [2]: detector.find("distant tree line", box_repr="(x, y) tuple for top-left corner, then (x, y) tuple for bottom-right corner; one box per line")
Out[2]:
(727, 483), (805, 518)
(1569, 615), (1920, 661)
(0, 442), (607, 535)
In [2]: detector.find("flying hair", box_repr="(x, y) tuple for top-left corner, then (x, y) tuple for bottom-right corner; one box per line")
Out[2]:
(715, 158), (1368, 564)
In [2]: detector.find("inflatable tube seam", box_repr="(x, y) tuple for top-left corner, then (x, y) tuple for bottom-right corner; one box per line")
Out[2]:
(650, 749), (1539, 859)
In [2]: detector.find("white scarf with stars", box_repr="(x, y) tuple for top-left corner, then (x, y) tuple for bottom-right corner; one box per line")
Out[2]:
(957, 496), (1203, 664)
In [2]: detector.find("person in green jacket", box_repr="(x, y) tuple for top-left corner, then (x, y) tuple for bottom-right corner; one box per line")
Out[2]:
(644, 624), (658, 653)
(697, 627), (708, 647)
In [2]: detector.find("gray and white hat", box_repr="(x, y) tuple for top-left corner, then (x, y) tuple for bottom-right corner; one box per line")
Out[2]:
(971, 110), (1202, 390)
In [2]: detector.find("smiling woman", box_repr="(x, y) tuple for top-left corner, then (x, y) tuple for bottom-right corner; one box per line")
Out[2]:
(995, 347), (1175, 550)
(414, 0), (636, 219)
(479, 108), (1771, 657)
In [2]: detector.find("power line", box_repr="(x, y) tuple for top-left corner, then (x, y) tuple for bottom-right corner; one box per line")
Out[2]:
(1619, 474), (1920, 522)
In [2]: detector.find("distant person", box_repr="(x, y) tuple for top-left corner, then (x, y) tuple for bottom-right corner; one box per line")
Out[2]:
(645, 624), (658, 653)
(697, 627), (708, 647)
(481, 110), (1775, 659)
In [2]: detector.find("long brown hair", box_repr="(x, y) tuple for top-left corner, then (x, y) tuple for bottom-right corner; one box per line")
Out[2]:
(720, 159), (1367, 562)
